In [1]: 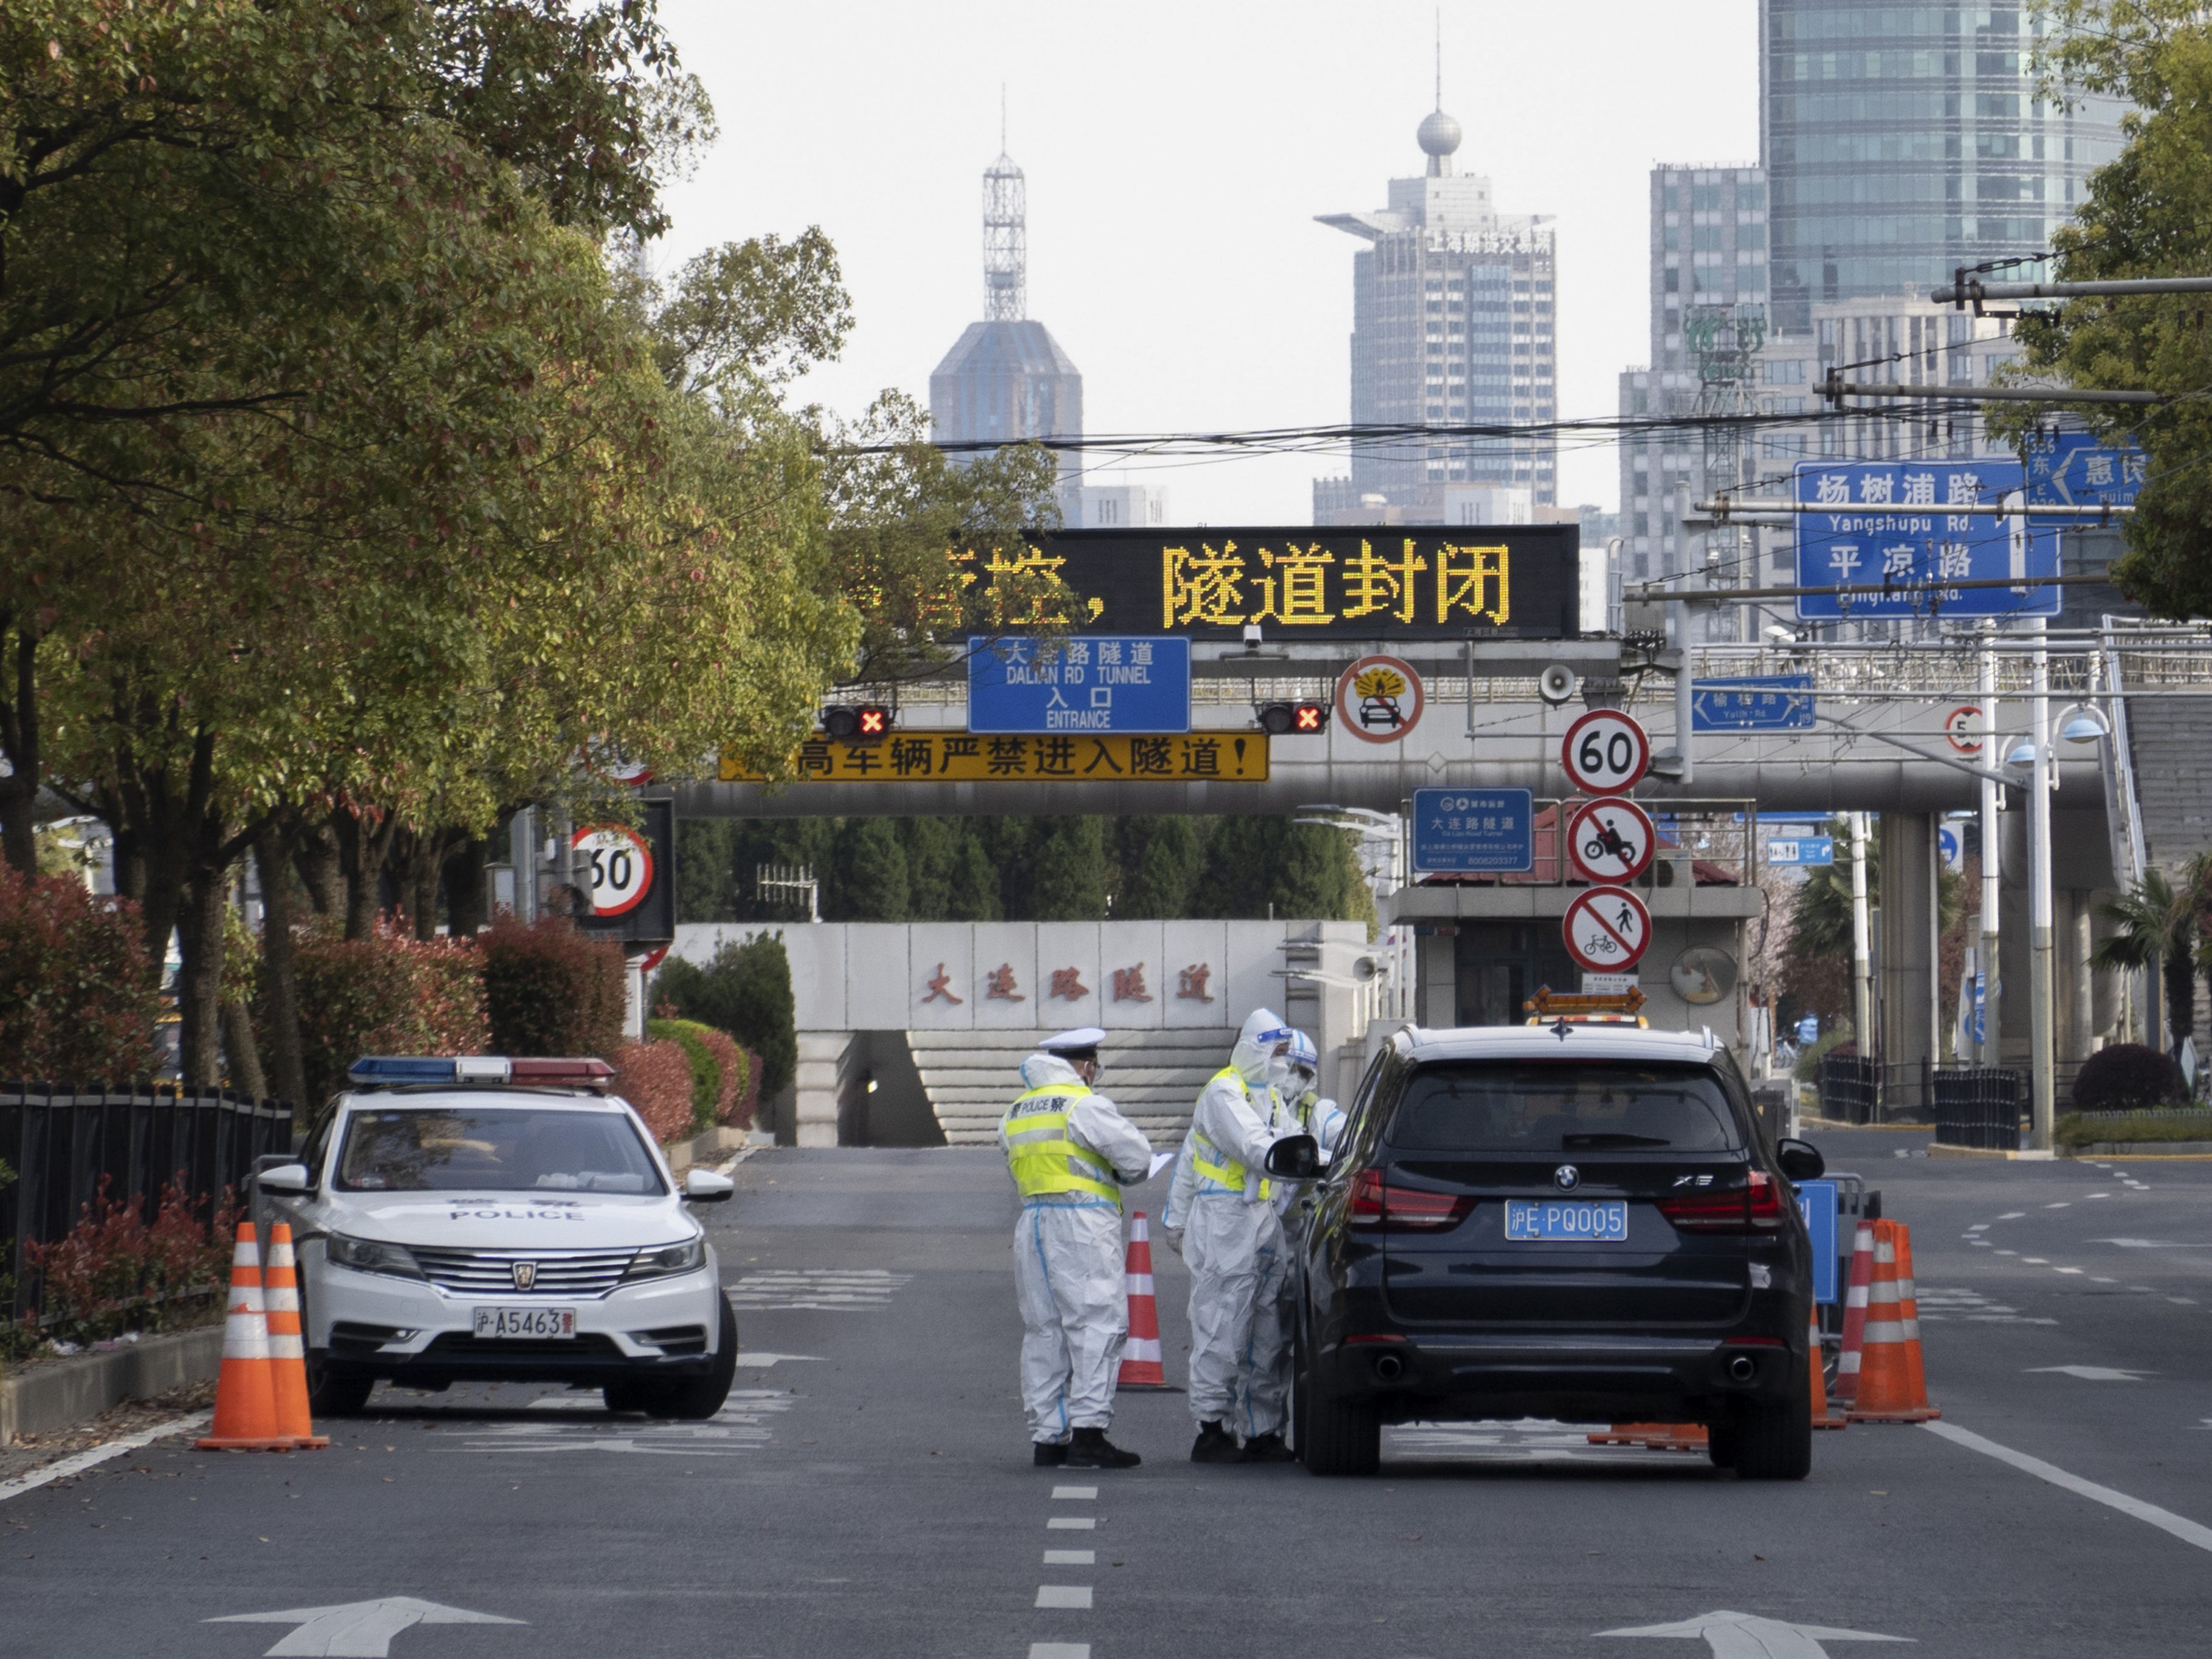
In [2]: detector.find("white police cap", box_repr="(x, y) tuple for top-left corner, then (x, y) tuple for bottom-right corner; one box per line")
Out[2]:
(1040, 1026), (1108, 1054)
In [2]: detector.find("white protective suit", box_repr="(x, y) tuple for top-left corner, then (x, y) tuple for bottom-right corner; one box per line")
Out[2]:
(1164, 1009), (1299, 1439)
(1000, 1054), (1154, 1444)
(1254, 1032), (1349, 1434)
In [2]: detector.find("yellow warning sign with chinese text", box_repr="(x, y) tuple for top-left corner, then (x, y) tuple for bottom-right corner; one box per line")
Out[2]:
(721, 731), (1271, 785)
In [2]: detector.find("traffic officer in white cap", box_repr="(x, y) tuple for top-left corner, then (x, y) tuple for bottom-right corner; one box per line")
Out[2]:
(998, 1026), (1153, 1469)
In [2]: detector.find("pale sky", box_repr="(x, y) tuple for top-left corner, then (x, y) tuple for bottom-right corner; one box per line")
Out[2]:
(656, 0), (1759, 521)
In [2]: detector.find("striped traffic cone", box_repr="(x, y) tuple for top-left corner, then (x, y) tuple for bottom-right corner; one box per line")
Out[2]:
(1810, 1308), (1847, 1429)
(264, 1224), (329, 1450)
(1846, 1220), (1940, 1423)
(1587, 1423), (1709, 1451)
(1833, 1220), (1877, 1407)
(1894, 1221), (1930, 1409)
(1116, 1211), (1172, 1390)
(196, 1223), (295, 1452)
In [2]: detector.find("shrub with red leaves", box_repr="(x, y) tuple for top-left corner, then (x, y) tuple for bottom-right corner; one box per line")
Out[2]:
(0, 869), (160, 1082)
(24, 1175), (242, 1346)
(481, 915), (625, 1059)
(287, 921), (489, 1106)
(611, 1039), (695, 1145)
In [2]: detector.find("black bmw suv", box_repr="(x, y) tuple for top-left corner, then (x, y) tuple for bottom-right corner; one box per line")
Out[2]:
(1285, 1022), (1824, 1480)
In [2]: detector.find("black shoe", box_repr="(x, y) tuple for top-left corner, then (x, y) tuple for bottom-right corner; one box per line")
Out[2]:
(1190, 1421), (1243, 1464)
(1240, 1431), (1297, 1463)
(1064, 1427), (1141, 1469)
(1034, 1441), (1069, 1467)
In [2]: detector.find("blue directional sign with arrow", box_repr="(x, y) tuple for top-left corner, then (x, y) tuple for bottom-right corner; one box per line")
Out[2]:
(1692, 674), (1815, 732)
(2023, 432), (2147, 509)
(1792, 458), (2060, 621)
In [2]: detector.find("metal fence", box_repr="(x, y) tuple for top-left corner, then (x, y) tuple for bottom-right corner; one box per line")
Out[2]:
(0, 1083), (296, 1319)
(1815, 1054), (1881, 1125)
(1932, 1065), (2023, 1150)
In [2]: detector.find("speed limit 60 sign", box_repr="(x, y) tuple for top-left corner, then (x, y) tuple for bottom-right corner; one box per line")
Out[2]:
(1561, 709), (1650, 795)
(1563, 885), (1652, 973)
(573, 823), (654, 916)
(575, 797), (675, 944)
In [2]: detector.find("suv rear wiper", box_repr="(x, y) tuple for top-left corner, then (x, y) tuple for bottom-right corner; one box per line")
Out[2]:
(1560, 1132), (1673, 1149)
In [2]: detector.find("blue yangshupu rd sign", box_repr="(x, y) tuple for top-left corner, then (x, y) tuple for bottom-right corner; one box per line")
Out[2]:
(1412, 788), (1534, 874)
(1792, 459), (2060, 621)
(966, 635), (1192, 735)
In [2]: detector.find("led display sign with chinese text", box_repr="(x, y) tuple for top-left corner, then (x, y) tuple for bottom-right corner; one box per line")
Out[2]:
(946, 525), (1580, 642)
(719, 732), (1268, 785)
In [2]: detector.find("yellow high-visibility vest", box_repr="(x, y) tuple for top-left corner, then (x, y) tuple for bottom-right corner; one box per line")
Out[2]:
(1190, 1066), (1271, 1202)
(1001, 1082), (1122, 1206)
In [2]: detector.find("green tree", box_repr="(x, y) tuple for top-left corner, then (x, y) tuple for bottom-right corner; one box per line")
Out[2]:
(676, 821), (741, 924)
(2100, 859), (2212, 1048)
(1118, 817), (1208, 918)
(946, 832), (1005, 921)
(901, 819), (963, 918)
(832, 819), (910, 921)
(2003, 4), (2212, 615)
(1027, 818), (1108, 921)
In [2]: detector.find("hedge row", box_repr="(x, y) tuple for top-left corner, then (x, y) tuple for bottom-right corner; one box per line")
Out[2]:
(0, 871), (162, 1082)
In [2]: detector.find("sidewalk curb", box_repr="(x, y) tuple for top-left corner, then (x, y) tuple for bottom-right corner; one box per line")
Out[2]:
(1928, 1144), (2053, 1161)
(1, 1326), (223, 1444)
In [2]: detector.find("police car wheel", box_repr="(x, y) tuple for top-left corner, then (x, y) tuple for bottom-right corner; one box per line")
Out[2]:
(300, 1283), (376, 1416)
(604, 1293), (738, 1420)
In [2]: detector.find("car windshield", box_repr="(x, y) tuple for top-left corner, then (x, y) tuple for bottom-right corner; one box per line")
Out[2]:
(335, 1107), (665, 1194)
(1387, 1062), (1745, 1153)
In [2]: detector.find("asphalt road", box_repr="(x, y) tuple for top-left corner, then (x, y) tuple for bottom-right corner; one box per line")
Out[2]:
(6, 1132), (2212, 1658)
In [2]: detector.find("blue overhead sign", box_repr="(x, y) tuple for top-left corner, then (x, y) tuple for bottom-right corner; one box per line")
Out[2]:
(1693, 675), (1815, 732)
(1412, 788), (1534, 874)
(966, 636), (1191, 735)
(1767, 836), (1835, 866)
(2023, 433), (2147, 509)
(1792, 459), (2060, 620)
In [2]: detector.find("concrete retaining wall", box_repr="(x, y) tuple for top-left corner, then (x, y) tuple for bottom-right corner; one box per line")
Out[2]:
(0, 1325), (223, 1443)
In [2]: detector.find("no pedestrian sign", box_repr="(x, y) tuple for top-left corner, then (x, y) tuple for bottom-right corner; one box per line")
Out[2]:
(720, 731), (1269, 784)
(1562, 885), (1651, 973)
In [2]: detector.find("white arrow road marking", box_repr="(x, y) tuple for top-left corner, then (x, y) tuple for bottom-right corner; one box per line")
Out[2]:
(1924, 1421), (2212, 1556)
(2028, 1365), (2154, 1381)
(1596, 1609), (1909, 1657)
(207, 1598), (523, 1658)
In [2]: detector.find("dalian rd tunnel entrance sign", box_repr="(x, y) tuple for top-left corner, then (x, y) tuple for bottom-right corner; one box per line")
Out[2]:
(953, 524), (1581, 642)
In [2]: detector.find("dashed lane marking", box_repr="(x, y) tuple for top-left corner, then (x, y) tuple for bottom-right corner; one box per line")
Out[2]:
(1926, 1420), (2212, 1556)
(727, 1269), (913, 1310)
(1051, 1485), (1097, 1499)
(1036, 1587), (1093, 1609)
(1915, 1286), (2056, 1325)
(1044, 1550), (1095, 1565)
(1029, 1646), (1090, 1659)
(1046, 1517), (1096, 1530)
(2028, 1365), (2152, 1381)
(734, 1352), (823, 1368)
(2024, 1257), (2050, 1264)
(2044, 1203), (2071, 1209)
(455, 1390), (792, 1455)
(1998, 1212), (2027, 1220)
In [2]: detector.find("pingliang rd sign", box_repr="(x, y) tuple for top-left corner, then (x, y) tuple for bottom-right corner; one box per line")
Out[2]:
(943, 525), (1581, 643)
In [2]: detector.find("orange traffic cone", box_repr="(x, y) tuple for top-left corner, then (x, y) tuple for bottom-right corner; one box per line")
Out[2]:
(264, 1224), (329, 1450)
(1587, 1423), (1708, 1451)
(1846, 1220), (1940, 1423)
(1116, 1211), (1171, 1389)
(1809, 1308), (1847, 1429)
(1833, 1220), (1877, 1406)
(196, 1223), (295, 1452)
(1894, 1221), (1930, 1409)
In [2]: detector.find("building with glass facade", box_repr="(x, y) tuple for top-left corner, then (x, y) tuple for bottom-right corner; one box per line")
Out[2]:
(1761, 1), (2128, 332)
(1311, 103), (1556, 521)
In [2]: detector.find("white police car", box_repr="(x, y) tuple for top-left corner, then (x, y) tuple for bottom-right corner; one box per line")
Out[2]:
(256, 1056), (737, 1419)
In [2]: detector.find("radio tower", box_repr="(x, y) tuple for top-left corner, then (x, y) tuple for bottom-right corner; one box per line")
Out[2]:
(982, 92), (1025, 320)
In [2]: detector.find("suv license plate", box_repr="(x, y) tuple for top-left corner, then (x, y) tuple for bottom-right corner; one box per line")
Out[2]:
(1504, 1199), (1629, 1242)
(473, 1306), (577, 1339)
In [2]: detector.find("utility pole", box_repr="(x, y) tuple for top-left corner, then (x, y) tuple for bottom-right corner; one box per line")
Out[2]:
(1978, 629), (2002, 1068)
(2028, 619), (2056, 1152)
(1850, 811), (1874, 1062)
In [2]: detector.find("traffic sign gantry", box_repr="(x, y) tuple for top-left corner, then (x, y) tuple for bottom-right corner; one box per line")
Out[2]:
(572, 823), (654, 917)
(1563, 885), (1652, 973)
(1561, 709), (1650, 795)
(1566, 797), (1656, 884)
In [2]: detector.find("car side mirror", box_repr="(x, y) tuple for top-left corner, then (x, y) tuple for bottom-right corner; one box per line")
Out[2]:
(257, 1162), (313, 1197)
(1776, 1138), (1826, 1182)
(1263, 1134), (1321, 1181)
(683, 1169), (735, 1203)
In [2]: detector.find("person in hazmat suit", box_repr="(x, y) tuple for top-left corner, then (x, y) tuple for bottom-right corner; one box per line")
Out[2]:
(1248, 1026), (1347, 1451)
(998, 1026), (1153, 1470)
(1163, 1008), (1307, 1463)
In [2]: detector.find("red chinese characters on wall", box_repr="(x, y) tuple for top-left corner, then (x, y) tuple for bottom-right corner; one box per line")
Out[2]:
(1176, 964), (1214, 1002)
(1111, 964), (1153, 1003)
(984, 963), (1025, 1001)
(921, 962), (963, 1005)
(1048, 967), (1090, 1001)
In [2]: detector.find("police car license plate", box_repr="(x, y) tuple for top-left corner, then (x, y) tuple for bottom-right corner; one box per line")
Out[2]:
(1504, 1200), (1629, 1242)
(473, 1306), (576, 1339)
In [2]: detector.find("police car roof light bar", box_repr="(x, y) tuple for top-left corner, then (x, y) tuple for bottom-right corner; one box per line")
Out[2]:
(348, 1056), (616, 1089)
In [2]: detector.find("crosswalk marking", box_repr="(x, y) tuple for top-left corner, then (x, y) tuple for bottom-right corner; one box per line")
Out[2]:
(454, 1390), (794, 1455)
(729, 1268), (914, 1310)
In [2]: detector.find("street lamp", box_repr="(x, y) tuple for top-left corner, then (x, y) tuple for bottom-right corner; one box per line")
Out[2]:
(2002, 699), (2111, 1152)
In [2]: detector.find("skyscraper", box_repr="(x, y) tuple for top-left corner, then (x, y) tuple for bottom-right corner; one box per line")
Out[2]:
(1760, 1), (2128, 332)
(929, 146), (1082, 484)
(1312, 97), (1557, 523)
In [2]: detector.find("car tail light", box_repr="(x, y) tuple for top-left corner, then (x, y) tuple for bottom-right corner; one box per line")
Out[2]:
(1347, 1168), (1470, 1231)
(1657, 1170), (1785, 1234)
